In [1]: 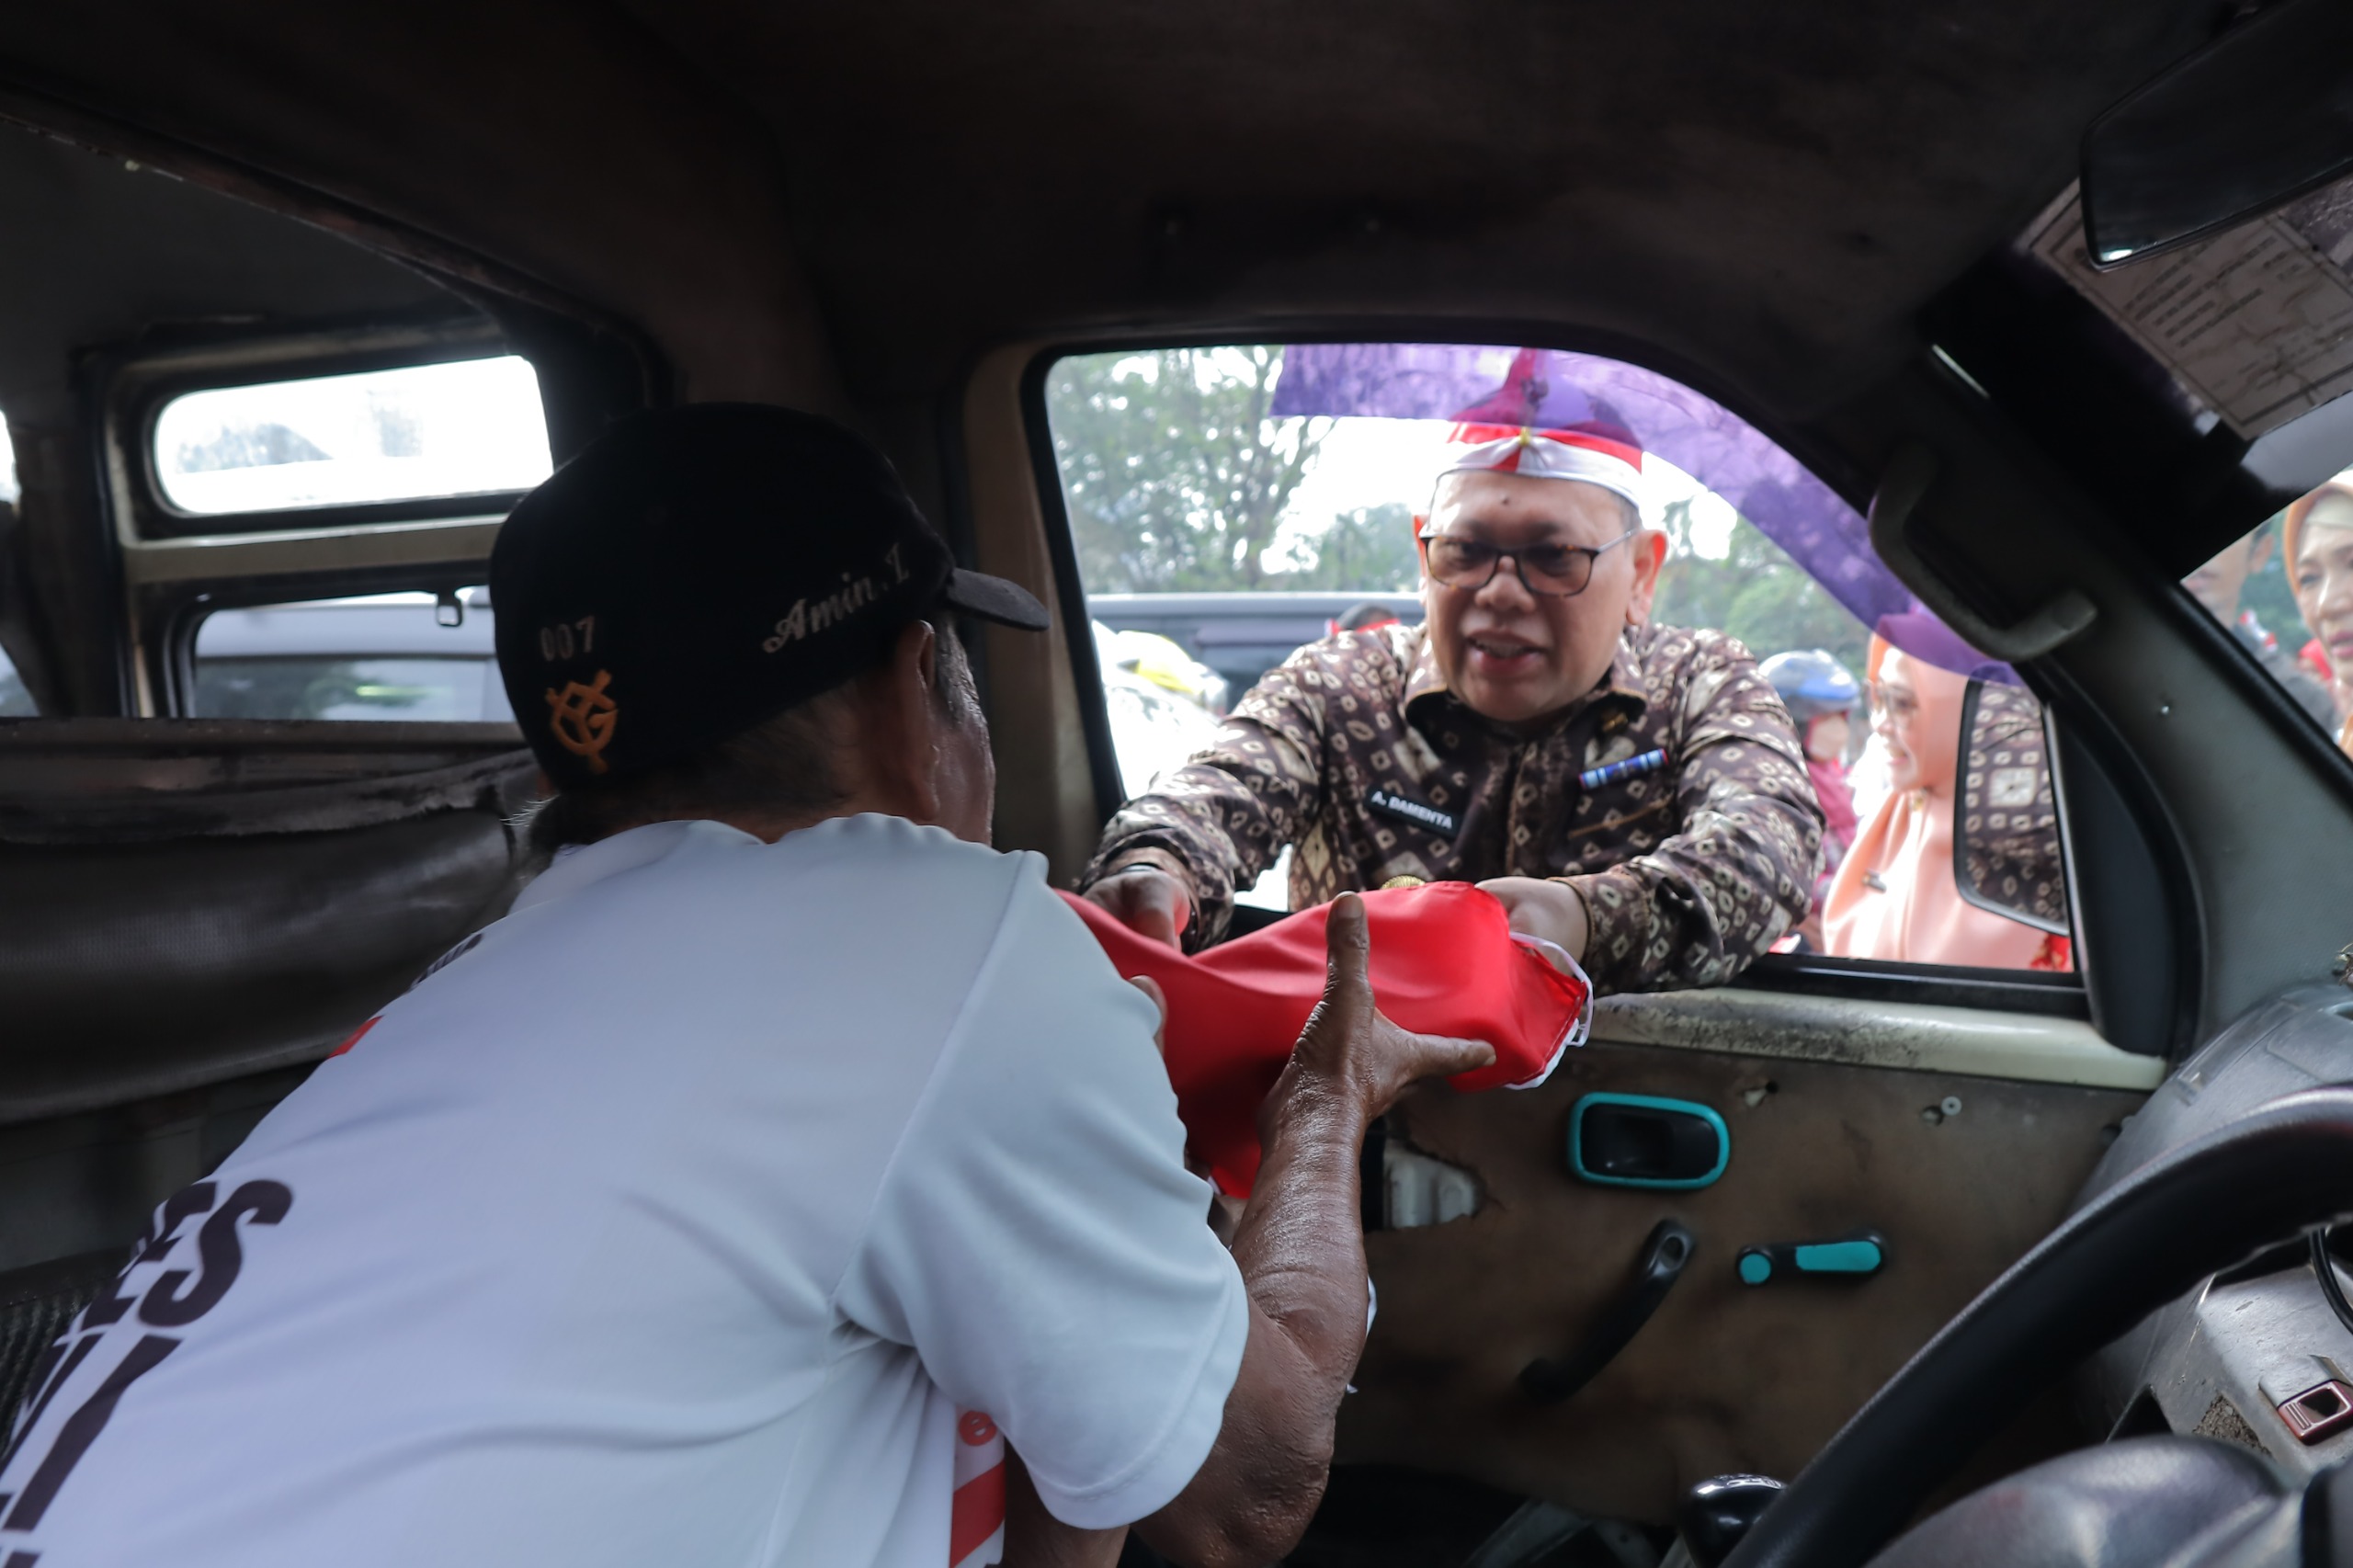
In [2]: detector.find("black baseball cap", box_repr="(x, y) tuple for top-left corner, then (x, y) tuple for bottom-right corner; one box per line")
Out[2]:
(490, 403), (1049, 787)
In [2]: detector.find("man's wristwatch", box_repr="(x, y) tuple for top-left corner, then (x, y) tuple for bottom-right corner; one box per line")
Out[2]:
(1101, 857), (1196, 940)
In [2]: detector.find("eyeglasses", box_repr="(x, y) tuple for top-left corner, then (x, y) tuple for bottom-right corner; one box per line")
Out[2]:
(1417, 527), (1640, 598)
(1869, 680), (1917, 721)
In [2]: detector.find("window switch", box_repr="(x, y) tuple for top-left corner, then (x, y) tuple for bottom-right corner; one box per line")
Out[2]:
(2278, 1381), (2353, 1445)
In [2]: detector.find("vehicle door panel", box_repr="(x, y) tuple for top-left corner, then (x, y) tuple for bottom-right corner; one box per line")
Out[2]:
(1342, 992), (2156, 1521)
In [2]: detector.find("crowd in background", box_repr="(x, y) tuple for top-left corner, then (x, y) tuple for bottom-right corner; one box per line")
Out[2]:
(2184, 473), (2353, 757)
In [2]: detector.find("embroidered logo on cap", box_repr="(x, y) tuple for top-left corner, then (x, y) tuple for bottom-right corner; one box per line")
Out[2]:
(545, 669), (619, 774)
(762, 545), (911, 653)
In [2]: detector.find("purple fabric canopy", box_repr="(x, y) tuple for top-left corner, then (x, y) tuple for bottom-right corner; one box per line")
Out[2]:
(1270, 343), (2015, 683)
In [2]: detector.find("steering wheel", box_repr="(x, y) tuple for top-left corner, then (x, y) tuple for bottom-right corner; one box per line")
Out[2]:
(1722, 1085), (2353, 1568)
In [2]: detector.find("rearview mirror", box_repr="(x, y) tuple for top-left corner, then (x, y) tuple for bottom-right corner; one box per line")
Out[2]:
(2082, 0), (2353, 266)
(1953, 681), (2071, 936)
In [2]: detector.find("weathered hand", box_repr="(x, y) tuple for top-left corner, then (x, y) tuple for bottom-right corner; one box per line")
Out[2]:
(1082, 864), (1192, 951)
(1149, 893), (1487, 1568)
(1277, 892), (1495, 1124)
(1477, 876), (1590, 962)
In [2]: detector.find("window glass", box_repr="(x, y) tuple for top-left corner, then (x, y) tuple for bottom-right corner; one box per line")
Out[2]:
(2187, 481), (2353, 750)
(2014, 177), (2353, 753)
(0, 644), (32, 716)
(1045, 344), (2074, 971)
(0, 415), (34, 714)
(153, 357), (551, 516)
(191, 590), (511, 722)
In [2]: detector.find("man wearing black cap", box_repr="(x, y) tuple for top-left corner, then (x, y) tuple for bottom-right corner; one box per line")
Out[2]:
(3, 405), (1487, 1568)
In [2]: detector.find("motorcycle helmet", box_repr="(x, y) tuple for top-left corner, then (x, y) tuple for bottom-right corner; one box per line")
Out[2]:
(1758, 648), (1860, 723)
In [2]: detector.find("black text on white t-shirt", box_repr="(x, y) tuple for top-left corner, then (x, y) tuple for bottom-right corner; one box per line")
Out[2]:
(0, 1177), (294, 1542)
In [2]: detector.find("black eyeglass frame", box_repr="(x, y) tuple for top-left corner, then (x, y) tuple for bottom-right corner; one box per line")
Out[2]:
(1415, 524), (1643, 598)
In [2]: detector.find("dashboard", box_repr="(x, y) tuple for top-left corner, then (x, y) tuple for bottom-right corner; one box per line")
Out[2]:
(2082, 985), (2353, 1478)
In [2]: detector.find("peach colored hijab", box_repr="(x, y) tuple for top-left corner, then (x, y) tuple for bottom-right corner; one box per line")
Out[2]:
(1823, 643), (2067, 970)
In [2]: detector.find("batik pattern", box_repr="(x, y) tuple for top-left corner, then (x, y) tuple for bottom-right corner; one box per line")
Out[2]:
(1086, 621), (1824, 994)
(1957, 681), (2069, 931)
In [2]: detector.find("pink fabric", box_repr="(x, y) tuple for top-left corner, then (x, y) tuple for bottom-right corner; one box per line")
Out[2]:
(1061, 883), (1588, 1195)
(1822, 647), (2067, 971)
(1808, 756), (1857, 858)
(1822, 789), (2061, 969)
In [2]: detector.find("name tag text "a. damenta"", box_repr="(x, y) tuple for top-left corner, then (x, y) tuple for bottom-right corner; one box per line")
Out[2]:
(1367, 787), (1459, 838)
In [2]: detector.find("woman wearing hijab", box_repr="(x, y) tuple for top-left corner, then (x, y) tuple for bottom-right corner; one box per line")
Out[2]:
(2283, 474), (2353, 756)
(1822, 637), (2071, 971)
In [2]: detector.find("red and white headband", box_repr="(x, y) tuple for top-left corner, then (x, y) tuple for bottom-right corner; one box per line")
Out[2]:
(1432, 423), (1647, 515)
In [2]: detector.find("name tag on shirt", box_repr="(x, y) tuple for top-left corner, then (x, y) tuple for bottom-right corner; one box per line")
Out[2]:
(1368, 787), (1459, 838)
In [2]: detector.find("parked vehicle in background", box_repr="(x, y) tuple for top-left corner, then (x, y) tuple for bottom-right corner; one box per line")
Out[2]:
(184, 588), (1335, 909)
(191, 590), (507, 722)
(1092, 619), (1223, 800)
(1090, 590), (1423, 697)
(186, 588), (1421, 793)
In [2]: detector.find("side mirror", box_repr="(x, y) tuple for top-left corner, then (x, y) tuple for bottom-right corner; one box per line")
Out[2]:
(2082, 0), (2353, 266)
(1953, 680), (2071, 936)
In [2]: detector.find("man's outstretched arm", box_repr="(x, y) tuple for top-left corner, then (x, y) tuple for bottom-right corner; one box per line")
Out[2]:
(1083, 649), (1340, 951)
(1137, 893), (1493, 1566)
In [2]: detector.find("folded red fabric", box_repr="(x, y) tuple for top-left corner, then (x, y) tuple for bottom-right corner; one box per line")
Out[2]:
(1059, 882), (1590, 1195)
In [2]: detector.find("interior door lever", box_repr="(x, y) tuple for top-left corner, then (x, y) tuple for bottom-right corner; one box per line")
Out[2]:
(1519, 1218), (1695, 1403)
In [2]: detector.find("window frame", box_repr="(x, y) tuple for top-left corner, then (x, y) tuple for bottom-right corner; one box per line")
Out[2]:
(1019, 335), (2134, 1032)
(107, 316), (538, 541)
(95, 316), (537, 724)
(186, 585), (506, 725)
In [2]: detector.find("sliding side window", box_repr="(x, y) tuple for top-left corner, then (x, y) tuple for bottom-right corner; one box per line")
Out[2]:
(109, 335), (550, 721)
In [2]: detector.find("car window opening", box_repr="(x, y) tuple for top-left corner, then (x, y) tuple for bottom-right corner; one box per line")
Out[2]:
(2186, 483), (2353, 756)
(1047, 343), (2076, 976)
(0, 412), (30, 717)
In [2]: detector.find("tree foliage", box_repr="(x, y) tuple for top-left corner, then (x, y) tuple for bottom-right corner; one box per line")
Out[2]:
(1278, 503), (1421, 592)
(1047, 348), (1416, 593)
(1046, 346), (1870, 657)
(1649, 495), (1871, 678)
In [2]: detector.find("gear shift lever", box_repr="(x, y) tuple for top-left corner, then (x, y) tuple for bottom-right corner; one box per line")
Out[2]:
(1676, 1473), (1784, 1568)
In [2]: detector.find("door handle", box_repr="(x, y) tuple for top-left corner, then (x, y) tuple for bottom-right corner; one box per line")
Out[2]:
(1519, 1218), (1695, 1403)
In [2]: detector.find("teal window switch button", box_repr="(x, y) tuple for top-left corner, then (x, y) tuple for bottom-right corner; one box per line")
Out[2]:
(1737, 1233), (1887, 1285)
(1793, 1239), (1884, 1274)
(1568, 1094), (1729, 1189)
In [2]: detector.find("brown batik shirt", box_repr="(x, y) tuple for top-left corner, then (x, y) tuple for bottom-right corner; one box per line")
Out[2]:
(1084, 621), (1824, 994)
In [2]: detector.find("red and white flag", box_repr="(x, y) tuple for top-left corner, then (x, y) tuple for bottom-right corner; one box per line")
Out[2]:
(949, 1409), (1006, 1568)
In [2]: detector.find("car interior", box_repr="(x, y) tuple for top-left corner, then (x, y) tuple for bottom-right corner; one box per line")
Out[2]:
(4, 3), (2353, 1565)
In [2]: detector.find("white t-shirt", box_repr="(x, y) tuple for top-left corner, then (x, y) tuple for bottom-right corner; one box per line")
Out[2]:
(0, 814), (1249, 1567)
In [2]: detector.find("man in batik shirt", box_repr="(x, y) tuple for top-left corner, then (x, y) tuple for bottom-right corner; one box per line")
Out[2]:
(1081, 423), (1824, 995)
